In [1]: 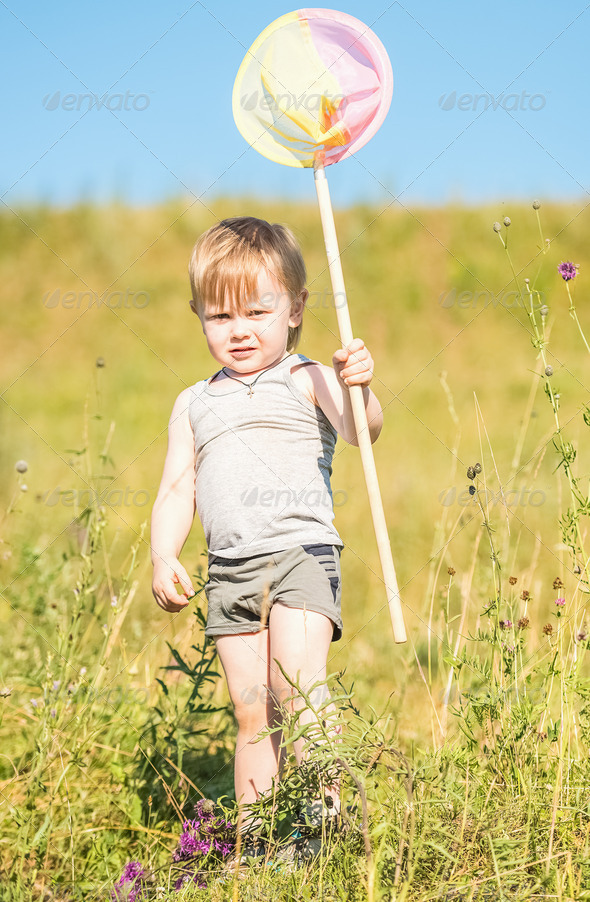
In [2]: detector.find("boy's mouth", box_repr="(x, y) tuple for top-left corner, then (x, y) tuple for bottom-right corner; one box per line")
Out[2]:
(230, 347), (256, 355)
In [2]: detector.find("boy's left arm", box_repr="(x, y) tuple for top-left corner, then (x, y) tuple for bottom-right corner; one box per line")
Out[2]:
(308, 338), (383, 446)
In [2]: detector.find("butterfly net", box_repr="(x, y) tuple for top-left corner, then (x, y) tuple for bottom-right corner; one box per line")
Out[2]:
(232, 8), (393, 168)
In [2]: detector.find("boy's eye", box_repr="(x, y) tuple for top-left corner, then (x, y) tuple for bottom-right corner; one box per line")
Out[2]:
(247, 309), (266, 316)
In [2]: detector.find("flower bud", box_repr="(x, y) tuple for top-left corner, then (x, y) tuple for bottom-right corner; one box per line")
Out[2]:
(467, 466), (475, 480)
(493, 222), (502, 232)
(503, 217), (511, 227)
(557, 261), (578, 281)
(15, 460), (28, 473)
(96, 357), (106, 368)
(540, 305), (549, 317)
(532, 200), (541, 210)
(473, 462), (482, 474)
(545, 365), (553, 376)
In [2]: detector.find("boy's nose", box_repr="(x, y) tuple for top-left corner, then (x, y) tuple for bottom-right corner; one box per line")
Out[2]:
(230, 318), (253, 339)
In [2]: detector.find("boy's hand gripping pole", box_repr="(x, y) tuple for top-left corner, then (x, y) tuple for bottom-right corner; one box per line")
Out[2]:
(313, 159), (407, 644)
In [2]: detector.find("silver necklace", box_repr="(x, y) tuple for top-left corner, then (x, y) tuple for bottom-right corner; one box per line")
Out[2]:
(220, 355), (290, 397)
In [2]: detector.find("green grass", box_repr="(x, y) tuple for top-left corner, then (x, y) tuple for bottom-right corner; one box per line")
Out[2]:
(1, 199), (590, 899)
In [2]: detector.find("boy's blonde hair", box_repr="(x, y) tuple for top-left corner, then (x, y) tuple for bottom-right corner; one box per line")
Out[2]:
(189, 216), (306, 352)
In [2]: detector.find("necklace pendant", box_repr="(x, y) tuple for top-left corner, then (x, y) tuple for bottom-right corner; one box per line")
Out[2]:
(247, 385), (254, 397)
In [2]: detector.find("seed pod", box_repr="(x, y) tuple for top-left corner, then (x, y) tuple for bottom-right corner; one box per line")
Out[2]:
(199, 799), (215, 816)
(532, 200), (541, 210)
(493, 221), (502, 232)
(15, 460), (28, 473)
(545, 365), (553, 376)
(467, 466), (475, 480)
(503, 216), (511, 227)
(468, 485), (476, 495)
(540, 305), (549, 317)
(474, 462), (482, 474)
(96, 357), (106, 368)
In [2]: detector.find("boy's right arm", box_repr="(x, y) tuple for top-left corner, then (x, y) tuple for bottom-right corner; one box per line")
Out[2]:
(151, 388), (197, 612)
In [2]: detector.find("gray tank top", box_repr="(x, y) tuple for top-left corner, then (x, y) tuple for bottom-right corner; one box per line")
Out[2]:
(188, 353), (343, 558)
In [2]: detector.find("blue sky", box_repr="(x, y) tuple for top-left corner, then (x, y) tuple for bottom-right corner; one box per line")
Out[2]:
(2, 0), (589, 208)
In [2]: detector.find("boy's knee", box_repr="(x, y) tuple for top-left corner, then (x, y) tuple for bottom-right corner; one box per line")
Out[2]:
(270, 675), (329, 712)
(233, 684), (274, 732)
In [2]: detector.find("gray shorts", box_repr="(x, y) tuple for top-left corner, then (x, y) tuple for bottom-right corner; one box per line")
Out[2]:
(204, 544), (343, 642)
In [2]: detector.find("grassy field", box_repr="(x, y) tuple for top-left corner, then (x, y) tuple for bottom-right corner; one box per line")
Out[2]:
(1, 198), (590, 899)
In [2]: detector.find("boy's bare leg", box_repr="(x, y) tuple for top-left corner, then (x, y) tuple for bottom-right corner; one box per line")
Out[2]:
(215, 630), (283, 810)
(268, 603), (341, 809)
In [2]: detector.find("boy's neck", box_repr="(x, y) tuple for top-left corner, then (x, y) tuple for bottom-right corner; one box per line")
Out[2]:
(221, 351), (291, 380)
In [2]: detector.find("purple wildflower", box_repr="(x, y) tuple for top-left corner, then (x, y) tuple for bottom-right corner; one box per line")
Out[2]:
(52, 680), (60, 691)
(112, 861), (147, 902)
(174, 873), (207, 892)
(171, 800), (235, 892)
(554, 597), (566, 607)
(557, 261), (579, 281)
(120, 862), (144, 882)
(499, 620), (513, 630)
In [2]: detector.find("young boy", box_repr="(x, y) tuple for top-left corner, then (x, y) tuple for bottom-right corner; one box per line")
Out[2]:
(151, 216), (383, 824)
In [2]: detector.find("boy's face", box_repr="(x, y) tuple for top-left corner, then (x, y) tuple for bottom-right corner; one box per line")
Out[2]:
(193, 268), (307, 375)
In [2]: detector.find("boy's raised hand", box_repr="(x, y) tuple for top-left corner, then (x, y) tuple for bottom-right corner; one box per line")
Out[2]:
(152, 558), (195, 612)
(332, 338), (374, 388)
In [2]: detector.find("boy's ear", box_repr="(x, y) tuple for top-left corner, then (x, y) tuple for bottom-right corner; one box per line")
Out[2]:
(189, 298), (199, 316)
(289, 289), (308, 327)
